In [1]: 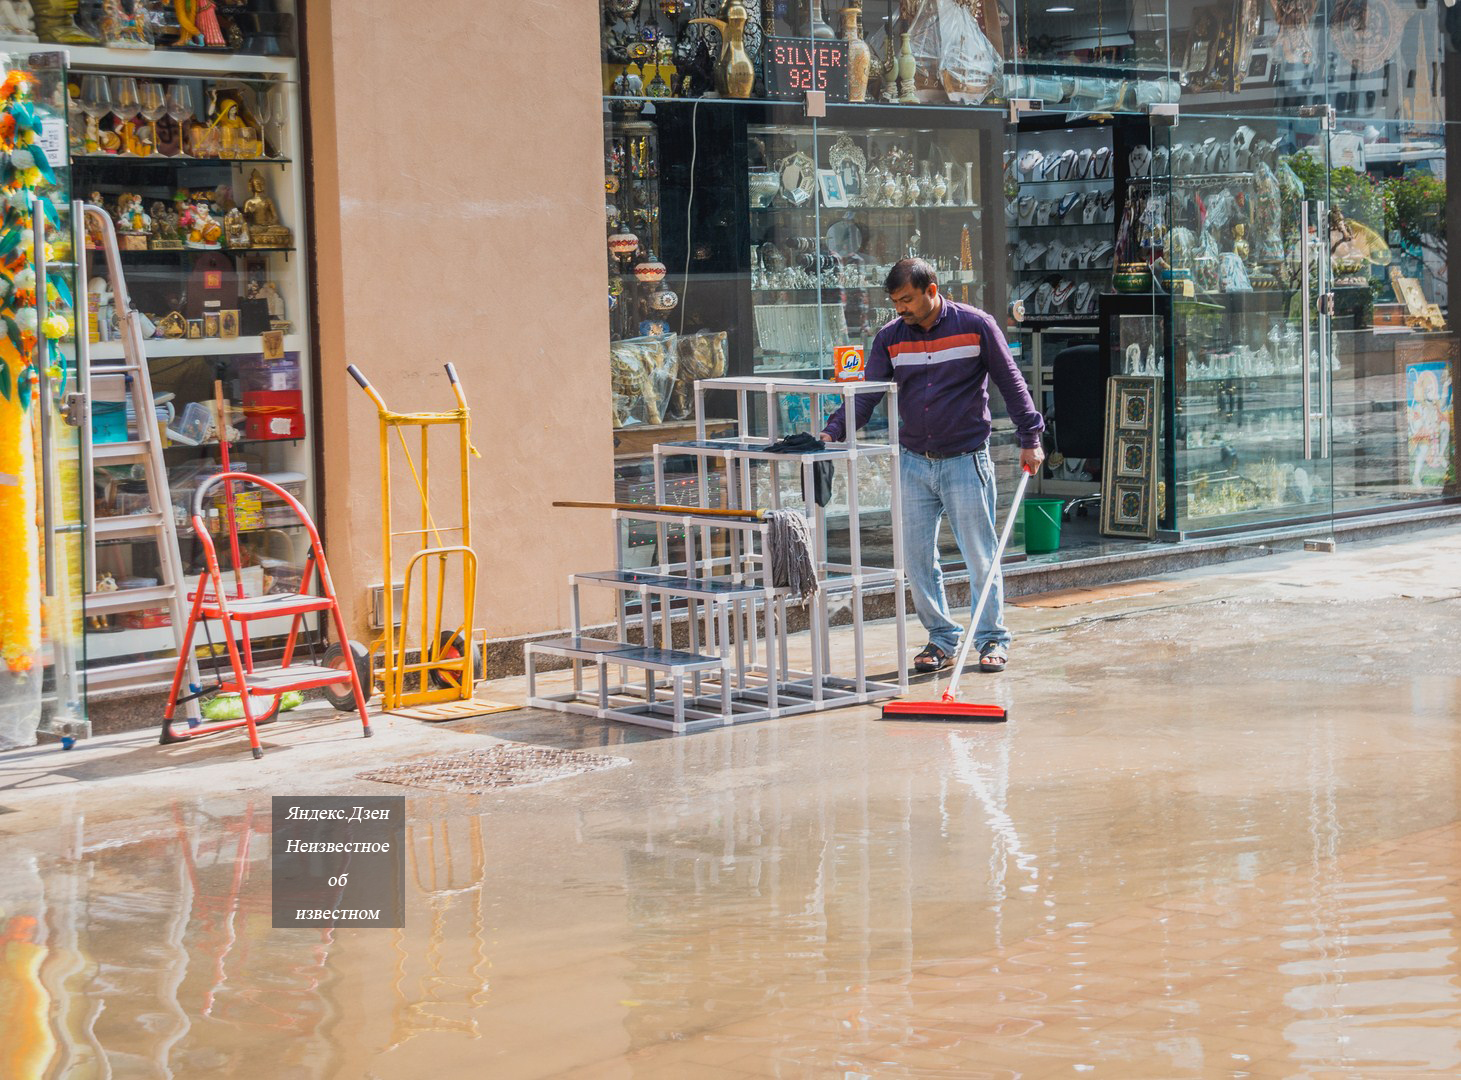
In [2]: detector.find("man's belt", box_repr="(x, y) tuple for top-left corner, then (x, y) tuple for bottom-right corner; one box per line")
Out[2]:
(911, 444), (984, 460)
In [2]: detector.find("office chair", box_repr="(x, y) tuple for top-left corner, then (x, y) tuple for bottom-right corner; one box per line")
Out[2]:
(1046, 343), (1105, 519)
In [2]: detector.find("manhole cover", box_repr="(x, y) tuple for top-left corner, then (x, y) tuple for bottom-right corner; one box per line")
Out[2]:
(358, 744), (628, 794)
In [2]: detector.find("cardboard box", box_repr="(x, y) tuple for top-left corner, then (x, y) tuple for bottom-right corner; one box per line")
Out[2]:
(122, 608), (172, 629)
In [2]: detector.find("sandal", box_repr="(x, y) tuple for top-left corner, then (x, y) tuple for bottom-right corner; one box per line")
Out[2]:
(913, 644), (950, 674)
(978, 643), (1008, 673)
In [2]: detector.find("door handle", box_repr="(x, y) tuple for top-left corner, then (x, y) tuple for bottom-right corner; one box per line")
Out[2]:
(1300, 202), (1313, 460)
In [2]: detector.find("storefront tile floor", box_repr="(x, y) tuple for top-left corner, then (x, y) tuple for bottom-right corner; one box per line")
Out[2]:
(1, 526), (1459, 1077)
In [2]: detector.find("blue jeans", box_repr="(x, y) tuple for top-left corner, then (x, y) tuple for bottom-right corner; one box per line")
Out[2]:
(901, 446), (1010, 658)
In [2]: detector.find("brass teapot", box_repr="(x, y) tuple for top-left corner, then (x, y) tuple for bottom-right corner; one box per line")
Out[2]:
(690, 0), (755, 99)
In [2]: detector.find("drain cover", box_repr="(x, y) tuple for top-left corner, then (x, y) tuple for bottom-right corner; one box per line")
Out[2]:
(358, 744), (628, 794)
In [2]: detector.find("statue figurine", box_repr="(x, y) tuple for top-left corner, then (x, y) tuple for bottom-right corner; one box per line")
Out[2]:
(114, 192), (150, 235)
(222, 206), (251, 249)
(180, 198), (222, 249)
(175, 0), (227, 46)
(0, 0), (38, 40)
(101, 0), (153, 49)
(1231, 223), (1249, 263)
(149, 201), (183, 249)
(241, 169), (292, 248)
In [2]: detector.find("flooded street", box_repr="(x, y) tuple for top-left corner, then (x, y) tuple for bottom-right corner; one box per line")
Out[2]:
(2, 531), (1459, 1078)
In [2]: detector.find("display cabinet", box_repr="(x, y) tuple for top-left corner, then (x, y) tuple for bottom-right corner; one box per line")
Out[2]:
(0, 8), (313, 671)
(748, 122), (994, 378)
(1006, 124), (1115, 324)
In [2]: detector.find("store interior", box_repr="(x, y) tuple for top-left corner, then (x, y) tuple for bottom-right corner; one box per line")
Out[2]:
(601, 0), (1459, 573)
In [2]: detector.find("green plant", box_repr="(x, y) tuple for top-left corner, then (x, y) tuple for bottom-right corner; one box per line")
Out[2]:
(1383, 172), (1447, 260)
(1283, 155), (1384, 227)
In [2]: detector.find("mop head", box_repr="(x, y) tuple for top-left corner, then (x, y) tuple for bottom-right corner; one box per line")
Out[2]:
(765, 509), (817, 602)
(879, 694), (1007, 723)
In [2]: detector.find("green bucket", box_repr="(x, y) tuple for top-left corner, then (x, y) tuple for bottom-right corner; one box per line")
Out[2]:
(1023, 497), (1064, 554)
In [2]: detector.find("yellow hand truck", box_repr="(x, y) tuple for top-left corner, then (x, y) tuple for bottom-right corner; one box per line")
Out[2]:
(345, 363), (517, 720)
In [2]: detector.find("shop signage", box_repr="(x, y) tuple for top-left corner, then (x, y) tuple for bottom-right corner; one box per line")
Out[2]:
(764, 37), (849, 102)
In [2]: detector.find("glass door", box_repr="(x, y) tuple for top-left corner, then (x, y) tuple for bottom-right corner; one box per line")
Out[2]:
(0, 47), (86, 752)
(1160, 113), (1335, 536)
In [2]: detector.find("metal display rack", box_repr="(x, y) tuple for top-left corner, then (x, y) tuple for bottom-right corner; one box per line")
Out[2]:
(527, 377), (907, 733)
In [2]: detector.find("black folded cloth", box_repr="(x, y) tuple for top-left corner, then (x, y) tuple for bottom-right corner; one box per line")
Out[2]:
(766, 432), (834, 508)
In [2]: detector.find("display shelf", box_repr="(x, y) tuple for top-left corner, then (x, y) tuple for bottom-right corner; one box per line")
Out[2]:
(74, 154), (292, 166)
(91, 333), (304, 360)
(162, 437), (305, 452)
(1014, 175), (1115, 186)
(84, 611), (312, 662)
(753, 204), (979, 213)
(54, 44), (297, 78)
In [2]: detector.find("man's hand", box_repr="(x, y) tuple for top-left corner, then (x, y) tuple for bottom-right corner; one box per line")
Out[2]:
(1020, 445), (1045, 475)
(818, 431), (834, 443)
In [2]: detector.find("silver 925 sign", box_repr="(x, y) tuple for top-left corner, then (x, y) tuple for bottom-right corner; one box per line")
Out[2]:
(764, 37), (849, 102)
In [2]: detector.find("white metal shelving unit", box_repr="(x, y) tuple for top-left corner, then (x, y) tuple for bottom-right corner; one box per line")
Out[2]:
(528, 377), (907, 732)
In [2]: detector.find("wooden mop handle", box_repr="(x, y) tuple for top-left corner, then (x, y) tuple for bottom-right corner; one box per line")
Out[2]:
(553, 500), (766, 520)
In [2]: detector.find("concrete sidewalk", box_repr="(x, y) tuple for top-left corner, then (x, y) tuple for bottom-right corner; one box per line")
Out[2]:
(4, 525), (1456, 834)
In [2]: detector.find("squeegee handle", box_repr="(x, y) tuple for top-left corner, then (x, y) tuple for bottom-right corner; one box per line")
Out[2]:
(944, 465), (1034, 699)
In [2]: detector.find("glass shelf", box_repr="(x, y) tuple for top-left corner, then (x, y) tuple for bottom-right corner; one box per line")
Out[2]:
(74, 154), (292, 166)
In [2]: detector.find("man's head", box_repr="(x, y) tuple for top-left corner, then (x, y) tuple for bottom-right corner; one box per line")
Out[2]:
(885, 257), (941, 329)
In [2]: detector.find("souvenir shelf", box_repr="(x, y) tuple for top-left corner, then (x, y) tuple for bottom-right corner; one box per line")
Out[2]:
(1005, 126), (1116, 325)
(0, 7), (318, 667)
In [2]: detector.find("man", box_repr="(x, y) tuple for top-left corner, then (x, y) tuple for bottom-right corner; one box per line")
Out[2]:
(821, 258), (1044, 674)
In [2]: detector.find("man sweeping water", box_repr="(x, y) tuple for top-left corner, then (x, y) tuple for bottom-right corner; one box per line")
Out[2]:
(821, 258), (1045, 675)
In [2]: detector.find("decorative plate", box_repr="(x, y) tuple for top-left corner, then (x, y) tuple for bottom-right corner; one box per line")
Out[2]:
(776, 151), (816, 202)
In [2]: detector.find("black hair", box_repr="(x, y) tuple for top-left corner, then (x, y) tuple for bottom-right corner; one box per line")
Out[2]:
(884, 257), (938, 294)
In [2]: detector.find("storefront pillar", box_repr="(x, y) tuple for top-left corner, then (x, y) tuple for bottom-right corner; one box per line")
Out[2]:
(305, 2), (618, 641)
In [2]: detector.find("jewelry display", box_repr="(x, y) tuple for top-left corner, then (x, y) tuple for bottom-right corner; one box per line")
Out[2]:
(1006, 126), (1116, 326)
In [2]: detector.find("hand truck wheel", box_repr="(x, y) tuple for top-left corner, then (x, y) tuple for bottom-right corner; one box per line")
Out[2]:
(323, 640), (373, 711)
(428, 631), (484, 691)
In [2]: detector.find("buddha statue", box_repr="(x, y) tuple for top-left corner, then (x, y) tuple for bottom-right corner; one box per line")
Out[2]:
(241, 169), (291, 248)
(223, 206), (251, 249)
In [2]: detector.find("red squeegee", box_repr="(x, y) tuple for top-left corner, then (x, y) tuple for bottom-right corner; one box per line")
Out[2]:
(878, 466), (1031, 724)
(880, 698), (1008, 723)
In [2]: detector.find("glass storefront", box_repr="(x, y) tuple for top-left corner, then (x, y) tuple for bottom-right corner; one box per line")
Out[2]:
(2, 4), (309, 745)
(600, 1), (1458, 565)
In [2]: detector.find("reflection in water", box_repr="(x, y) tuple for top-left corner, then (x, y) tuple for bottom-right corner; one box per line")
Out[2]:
(386, 818), (491, 1049)
(0, 681), (1457, 1077)
(0, 803), (340, 1079)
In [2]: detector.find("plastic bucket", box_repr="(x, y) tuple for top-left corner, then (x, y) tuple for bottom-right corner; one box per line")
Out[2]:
(1023, 497), (1064, 554)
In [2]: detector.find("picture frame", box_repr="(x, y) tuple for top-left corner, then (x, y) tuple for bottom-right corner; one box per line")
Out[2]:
(817, 168), (849, 209)
(204, 313), (220, 338)
(1243, 44), (1273, 87)
(1100, 376), (1161, 539)
(219, 309), (239, 339)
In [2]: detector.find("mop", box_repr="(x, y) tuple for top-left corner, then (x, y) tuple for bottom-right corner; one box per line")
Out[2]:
(879, 466), (1033, 723)
(552, 501), (818, 602)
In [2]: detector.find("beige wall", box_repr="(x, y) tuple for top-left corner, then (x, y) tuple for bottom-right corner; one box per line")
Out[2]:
(306, 2), (616, 643)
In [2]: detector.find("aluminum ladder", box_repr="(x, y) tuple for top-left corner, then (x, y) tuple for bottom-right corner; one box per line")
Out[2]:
(67, 202), (200, 721)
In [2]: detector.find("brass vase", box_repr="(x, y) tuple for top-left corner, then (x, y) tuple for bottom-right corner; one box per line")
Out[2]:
(690, 0), (755, 100)
(842, 5), (871, 103)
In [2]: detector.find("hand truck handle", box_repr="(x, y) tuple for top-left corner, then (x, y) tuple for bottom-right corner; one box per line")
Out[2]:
(347, 363), (389, 412)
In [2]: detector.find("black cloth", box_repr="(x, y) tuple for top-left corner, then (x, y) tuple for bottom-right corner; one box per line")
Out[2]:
(766, 432), (834, 508)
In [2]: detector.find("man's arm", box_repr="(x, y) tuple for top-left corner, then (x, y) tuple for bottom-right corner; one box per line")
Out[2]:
(981, 314), (1046, 472)
(820, 335), (892, 442)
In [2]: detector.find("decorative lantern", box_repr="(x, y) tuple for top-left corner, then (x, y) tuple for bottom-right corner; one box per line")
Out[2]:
(608, 231), (639, 260)
(633, 252), (667, 284)
(649, 284), (679, 311)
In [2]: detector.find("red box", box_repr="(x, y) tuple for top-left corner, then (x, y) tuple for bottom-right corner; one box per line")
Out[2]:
(243, 389), (305, 441)
(122, 608), (172, 629)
